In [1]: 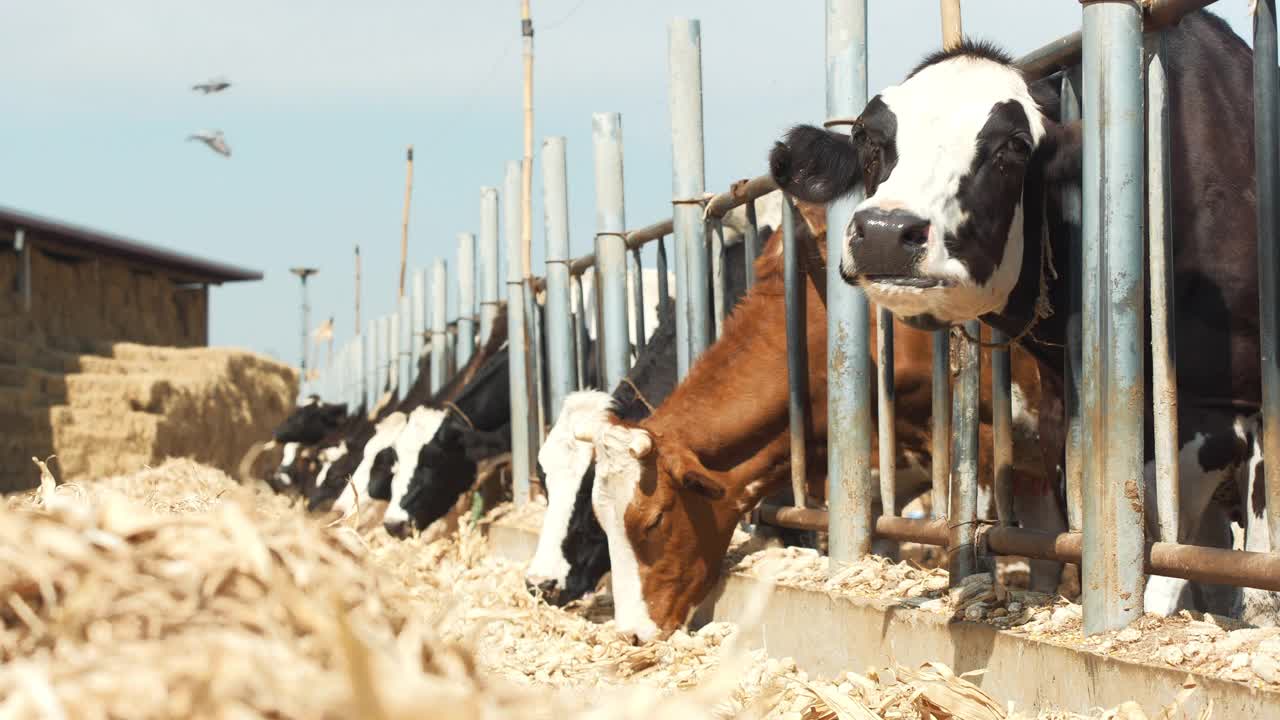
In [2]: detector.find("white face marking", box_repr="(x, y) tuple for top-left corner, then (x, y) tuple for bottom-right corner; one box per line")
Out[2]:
(313, 441), (348, 491)
(592, 422), (659, 642)
(1010, 382), (1038, 436)
(274, 442), (300, 487)
(381, 407), (448, 528)
(850, 57), (1047, 324)
(332, 412), (407, 516)
(527, 390), (613, 588)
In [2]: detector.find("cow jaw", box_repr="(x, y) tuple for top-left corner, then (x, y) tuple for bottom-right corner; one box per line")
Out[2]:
(333, 411), (407, 516)
(382, 408), (447, 531)
(592, 422), (660, 642)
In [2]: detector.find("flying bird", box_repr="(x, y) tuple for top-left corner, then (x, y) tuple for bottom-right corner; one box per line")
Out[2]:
(186, 130), (231, 158)
(192, 77), (231, 94)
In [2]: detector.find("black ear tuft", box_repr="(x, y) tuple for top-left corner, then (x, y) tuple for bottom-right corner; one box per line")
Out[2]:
(681, 470), (726, 500)
(769, 125), (862, 204)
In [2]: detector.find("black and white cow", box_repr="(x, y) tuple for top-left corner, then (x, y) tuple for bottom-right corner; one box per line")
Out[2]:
(269, 396), (349, 491)
(770, 11), (1263, 618)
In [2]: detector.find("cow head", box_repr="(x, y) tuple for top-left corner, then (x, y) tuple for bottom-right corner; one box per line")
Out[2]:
(395, 416), (477, 533)
(331, 411), (407, 517)
(381, 407), (448, 537)
(273, 396), (349, 445)
(585, 419), (735, 642)
(770, 42), (1079, 331)
(307, 441), (354, 512)
(526, 390), (613, 604)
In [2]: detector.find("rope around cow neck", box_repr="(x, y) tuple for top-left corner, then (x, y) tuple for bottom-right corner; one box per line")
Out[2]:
(619, 376), (655, 414)
(442, 401), (476, 430)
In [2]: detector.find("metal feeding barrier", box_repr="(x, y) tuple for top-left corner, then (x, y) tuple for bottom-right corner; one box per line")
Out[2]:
(305, 0), (1280, 635)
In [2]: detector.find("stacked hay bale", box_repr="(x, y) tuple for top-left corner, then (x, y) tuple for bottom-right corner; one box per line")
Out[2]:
(0, 339), (294, 489)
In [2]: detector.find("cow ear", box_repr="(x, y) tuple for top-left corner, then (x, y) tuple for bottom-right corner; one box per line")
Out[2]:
(769, 125), (862, 204)
(627, 429), (653, 459)
(1037, 120), (1082, 188)
(680, 470), (726, 500)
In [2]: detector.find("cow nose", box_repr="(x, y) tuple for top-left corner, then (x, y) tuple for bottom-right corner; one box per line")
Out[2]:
(852, 208), (930, 249)
(383, 519), (412, 539)
(524, 578), (564, 605)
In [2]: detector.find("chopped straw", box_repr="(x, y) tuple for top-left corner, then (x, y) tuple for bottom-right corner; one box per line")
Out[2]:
(0, 459), (1207, 719)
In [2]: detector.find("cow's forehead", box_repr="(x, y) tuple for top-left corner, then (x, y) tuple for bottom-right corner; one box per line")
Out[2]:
(878, 56), (1045, 145)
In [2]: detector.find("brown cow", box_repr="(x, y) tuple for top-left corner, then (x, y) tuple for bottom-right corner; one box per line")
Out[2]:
(580, 202), (1047, 641)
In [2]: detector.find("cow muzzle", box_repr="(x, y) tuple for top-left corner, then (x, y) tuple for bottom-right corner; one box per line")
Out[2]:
(843, 207), (946, 287)
(525, 578), (565, 606)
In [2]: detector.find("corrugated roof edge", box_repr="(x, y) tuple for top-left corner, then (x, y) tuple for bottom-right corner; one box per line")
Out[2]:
(0, 205), (263, 284)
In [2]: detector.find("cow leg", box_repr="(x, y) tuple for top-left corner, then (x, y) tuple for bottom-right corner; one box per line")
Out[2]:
(1240, 417), (1280, 626)
(1143, 427), (1244, 617)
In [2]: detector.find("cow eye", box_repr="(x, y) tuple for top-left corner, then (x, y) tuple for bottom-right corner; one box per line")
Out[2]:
(643, 511), (663, 534)
(1004, 136), (1032, 159)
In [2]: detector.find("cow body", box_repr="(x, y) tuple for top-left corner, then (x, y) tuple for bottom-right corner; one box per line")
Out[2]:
(771, 11), (1265, 619)
(584, 209), (1044, 641)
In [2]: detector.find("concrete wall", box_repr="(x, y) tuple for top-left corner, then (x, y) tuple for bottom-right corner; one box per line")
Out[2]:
(0, 242), (208, 348)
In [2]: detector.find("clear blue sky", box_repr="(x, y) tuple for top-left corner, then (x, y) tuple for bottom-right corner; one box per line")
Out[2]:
(0, 1), (1260, 364)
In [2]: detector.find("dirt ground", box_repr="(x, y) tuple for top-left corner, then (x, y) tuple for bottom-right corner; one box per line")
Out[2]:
(0, 461), (1226, 719)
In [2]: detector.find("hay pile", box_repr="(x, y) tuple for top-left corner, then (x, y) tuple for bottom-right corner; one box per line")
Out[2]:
(46, 344), (295, 481)
(0, 461), (1212, 719)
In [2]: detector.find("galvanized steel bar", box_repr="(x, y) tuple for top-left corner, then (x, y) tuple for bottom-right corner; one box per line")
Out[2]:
(949, 321), (981, 583)
(411, 269), (427, 390)
(572, 275), (588, 389)
(399, 295), (413, 390)
(456, 232), (477, 369)
(366, 320), (377, 406)
(656, 237), (671, 316)
(527, 283), (547, 443)
(374, 316), (387, 395)
(992, 328), (1014, 526)
(388, 312), (401, 393)
(592, 113), (633, 391)
(1146, 32), (1180, 544)
(479, 187), (501, 345)
(1082, 1), (1147, 634)
(825, 0), (874, 566)
(782, 197), (809, 510)
(1256, 0), (1280, 551)
(1062, 67), (1086, 534)
(710, 219), (727, 338)
(669, 18), (711, 372)
(743, 200), (759, 292)
(505, 160), (534, 505)
(430, 259), (448, 392)
(877, 308), (896, 519)
(931, 330), (951, 520)
(542, 136), (576, 419)
(631, 247), (646, 353)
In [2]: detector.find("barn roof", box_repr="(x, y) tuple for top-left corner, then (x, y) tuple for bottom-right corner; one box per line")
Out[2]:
(0, 205), (263, 284)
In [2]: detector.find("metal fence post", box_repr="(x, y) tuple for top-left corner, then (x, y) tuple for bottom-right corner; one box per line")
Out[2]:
(743, 201), (759, 291)
(543, 136), (577, 418)
(931, 331), (951, 520)
(782, 197), (809, 509)
(1146, 32), (1179, 544)
(572, 274), (588, 389)
(631, 247), (647, 353)
(480, 187), (501, 346)
(710, 219), (727, 338)
(950, 321), (981, 582)
(366, 320), (377, 407)
(669, 18), (711, 375)
(992, 328), (1014, 526)
(389, 312), (401, 394)
(505, 160), (534, 505)
(592, 112), (632, 391)
(430, 259), (448, 392)
(399, 295), (414, 390)
(412, 269), (427, 392)
(1082, 0), (1146, 634)
(1062, 67), (1085, 533)
(877, 308), (896, 519)
(1256, 0), (1280, 551)
(457, 232), (477, 369)
(656, 237), (671, 317)
(528, 287), (547, 443)
(825, 0), (873, 567)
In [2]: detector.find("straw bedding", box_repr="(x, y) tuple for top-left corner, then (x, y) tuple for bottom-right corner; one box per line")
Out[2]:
(0, 460), (1222, 719)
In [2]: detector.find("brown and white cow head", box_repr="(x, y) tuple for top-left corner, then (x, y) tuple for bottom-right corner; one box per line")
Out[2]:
(581, 419), (739, 642)
(770, 42), (1079, 332)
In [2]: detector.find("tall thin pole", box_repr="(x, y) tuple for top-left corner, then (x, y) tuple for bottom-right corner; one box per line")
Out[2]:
(430, 259), (448, 391)
(824, 0), (873, 567)
(939, 0), (963, 45)
(399, 146), (414, 299)
(1255, 0), (1280, 552)
(479, 187), (501, 344)
(505, 160), (535, 506)
(669, 18), (710, 376)
(290, 267), (319, 393)
(457, 232), (477, 368)
(521, 1), (535, 280)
